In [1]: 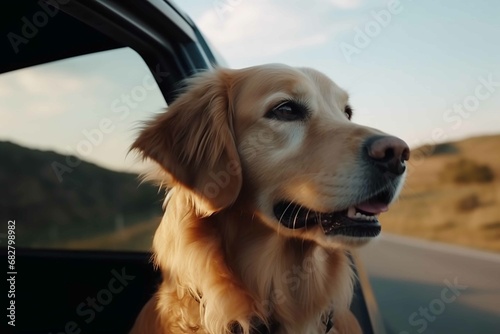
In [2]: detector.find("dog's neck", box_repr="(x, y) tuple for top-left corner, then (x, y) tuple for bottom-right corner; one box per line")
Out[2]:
(212, 204), (353, 332)
(153, 187), (353, 333)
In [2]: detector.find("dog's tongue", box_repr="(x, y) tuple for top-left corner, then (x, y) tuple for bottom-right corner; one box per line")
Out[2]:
(356, 201), (389, 214)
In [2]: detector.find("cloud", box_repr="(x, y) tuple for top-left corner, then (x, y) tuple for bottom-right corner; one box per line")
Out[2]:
(25, 101), (68, 118)
(330, 0), (362, 9)
(0, 80), (14, 98)
(0, 65), (109, 120)
(197, 0), (354, 67)
(0, 106), (14, 124)
(14, 68), (85, 95)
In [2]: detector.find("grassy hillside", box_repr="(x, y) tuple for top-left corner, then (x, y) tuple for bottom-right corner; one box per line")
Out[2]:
(3, 135), (498, 253)
(380, 134), (500, 252)
(0, 141), (163, 247)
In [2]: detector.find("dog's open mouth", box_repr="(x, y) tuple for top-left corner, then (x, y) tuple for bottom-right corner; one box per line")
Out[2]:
(273, 190), (393, 238)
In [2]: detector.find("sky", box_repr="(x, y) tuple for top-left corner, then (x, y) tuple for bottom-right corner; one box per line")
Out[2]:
(1, 0), (499, 172)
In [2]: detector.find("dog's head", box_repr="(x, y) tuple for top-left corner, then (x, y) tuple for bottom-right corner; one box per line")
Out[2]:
(133, 64), (409, 248)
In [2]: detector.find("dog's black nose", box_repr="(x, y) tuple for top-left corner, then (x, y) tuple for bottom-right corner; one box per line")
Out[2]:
(364, 135), (410, 176)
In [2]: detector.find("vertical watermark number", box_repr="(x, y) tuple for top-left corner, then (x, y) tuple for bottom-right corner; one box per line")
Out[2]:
(6, 220), (16, 327)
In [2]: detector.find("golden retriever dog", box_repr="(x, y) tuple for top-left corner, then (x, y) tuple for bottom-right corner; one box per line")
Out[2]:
(129, 64), (409, 334)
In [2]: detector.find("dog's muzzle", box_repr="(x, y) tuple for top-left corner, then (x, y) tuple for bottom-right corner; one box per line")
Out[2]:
(273, 135), (410, 238)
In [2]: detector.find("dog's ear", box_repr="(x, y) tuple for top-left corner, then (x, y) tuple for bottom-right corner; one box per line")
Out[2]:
(132, 70), (242, 213)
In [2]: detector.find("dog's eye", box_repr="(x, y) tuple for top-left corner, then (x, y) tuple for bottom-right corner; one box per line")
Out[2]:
(265, 101), (308, 121)
(344, 105), (353, 120)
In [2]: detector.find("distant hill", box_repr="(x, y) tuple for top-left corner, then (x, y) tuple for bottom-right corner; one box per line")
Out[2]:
(0, 141), (163, 247)
(3, 134), (499, 253)
(381, 134), (500, 252)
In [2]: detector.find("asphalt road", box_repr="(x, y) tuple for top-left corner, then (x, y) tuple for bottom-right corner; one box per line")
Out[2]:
(357, 233), (500, 334)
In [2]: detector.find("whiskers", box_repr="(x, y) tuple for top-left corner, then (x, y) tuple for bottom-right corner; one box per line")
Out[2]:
(277, 199), (315, 231)
(277, 201), (295, 236)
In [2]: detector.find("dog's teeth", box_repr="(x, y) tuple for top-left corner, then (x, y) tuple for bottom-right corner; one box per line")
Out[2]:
(349, 207), (378, 221)
(352, 211), (377, 221)
(347, 206), (356, 218)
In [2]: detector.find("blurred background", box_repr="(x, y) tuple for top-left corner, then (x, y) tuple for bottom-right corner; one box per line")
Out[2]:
(1, 0), (499, 333)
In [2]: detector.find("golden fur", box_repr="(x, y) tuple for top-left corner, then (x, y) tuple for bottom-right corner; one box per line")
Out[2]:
(129, 64), (407, 334)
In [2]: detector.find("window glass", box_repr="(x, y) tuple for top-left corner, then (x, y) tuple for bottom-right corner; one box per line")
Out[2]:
(1, 48), (167, 251)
